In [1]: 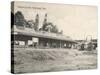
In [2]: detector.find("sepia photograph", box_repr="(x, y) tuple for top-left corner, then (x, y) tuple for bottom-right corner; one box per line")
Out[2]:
(11, 1), (97, 74)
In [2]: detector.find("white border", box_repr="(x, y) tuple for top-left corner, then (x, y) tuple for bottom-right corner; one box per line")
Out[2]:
(0, 0), (99, 75)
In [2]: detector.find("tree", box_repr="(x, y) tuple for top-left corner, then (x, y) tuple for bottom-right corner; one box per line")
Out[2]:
(51, 25), (58, 33)
(27, 20), (35, 28)
(14, 11), (26, 27)
(34, 14), (39, 31)
(41, 22), (59, 33)
(41, 22), (53, 32)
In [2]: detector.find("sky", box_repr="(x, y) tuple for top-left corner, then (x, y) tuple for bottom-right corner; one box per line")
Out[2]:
(13, 1), (98, 40)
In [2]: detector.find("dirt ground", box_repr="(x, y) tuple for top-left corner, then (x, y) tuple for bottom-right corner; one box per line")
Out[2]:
(12, 48), (97, 74)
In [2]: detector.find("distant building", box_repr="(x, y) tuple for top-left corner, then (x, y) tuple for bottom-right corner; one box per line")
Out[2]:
(75, 39), (97, 50)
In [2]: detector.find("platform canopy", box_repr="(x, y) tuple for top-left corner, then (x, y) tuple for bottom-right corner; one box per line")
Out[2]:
(12, 25), (77, 43)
